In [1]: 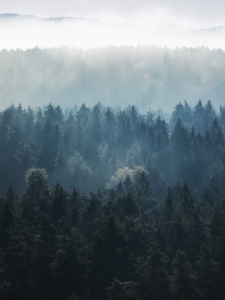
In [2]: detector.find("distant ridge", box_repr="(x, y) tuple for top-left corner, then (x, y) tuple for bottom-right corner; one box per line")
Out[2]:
(0, 13), (103, 23)
(1, 13), (225, 32)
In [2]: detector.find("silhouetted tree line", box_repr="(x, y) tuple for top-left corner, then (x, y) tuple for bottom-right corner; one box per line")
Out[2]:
(0, 100), (225, 299)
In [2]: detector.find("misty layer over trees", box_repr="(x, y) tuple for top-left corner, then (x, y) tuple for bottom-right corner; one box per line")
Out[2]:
(2, 14), (225, 51)
(1, 100), (225, 299)
(1, 100), (225, 197)
(1, 46), (225, 111)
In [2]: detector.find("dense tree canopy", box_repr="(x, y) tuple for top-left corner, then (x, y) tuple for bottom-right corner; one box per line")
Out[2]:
(0, 100), (225, 299)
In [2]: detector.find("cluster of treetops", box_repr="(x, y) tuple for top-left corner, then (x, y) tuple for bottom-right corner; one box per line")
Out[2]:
(0, 99), (225, 299)
(1, 99), (225, 197)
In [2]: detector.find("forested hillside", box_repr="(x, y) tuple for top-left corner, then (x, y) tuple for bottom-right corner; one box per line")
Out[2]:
(0, 99), (225, 196)
(1, 47), (225, 110)
(0, 100), (225, 299)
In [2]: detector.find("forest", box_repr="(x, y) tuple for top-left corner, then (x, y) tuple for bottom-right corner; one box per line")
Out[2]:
(1, 46), (225, 111)
(0, 99), (225, 299)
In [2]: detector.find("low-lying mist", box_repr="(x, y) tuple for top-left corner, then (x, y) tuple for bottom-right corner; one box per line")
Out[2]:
(0, 45), (225, 112)
(1, 14), (225, 50)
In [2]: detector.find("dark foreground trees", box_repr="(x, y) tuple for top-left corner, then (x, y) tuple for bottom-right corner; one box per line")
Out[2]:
(0, 100), (225, 299)
(0, 167), (224, 300)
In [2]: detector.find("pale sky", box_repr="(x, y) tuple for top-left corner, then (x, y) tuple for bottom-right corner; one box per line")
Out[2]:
(1, 0), (225, 28)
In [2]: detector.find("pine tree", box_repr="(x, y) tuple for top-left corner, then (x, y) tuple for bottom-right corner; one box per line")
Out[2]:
(171, 250), (195, 300)
(195, 243), (223, 300)
(188, 209), (206, 262)
(0, 202), (14, 250)
(170, 102), (184, 131)
(163, 186), (174, 221)
(45, 103), (55, 120)
(193, 99), (205, 134)
(104, 106), (116, 146)
(81, 197), (99, 239)
(51, 183), (68, 224)
(107, 278), (140, 300)
(89, 214), (126, 300)
(169, 210), (186, 253)
(116, 192), (138, 220)
(136, 242), (171, 300)
(4, 183), (17, 213)
(204, 100), (216, 131)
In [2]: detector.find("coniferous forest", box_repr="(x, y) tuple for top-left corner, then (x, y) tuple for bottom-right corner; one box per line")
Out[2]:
(1, 100), (225, 299)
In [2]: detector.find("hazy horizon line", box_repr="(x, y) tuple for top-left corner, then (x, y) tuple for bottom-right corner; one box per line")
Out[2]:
(1, 13), (225, 30)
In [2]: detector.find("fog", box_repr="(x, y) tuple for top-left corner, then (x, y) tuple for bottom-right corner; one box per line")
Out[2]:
(1, 14), (225, 112)
(1, 45), (225, 112)
(2, 1), (225, 28)
(1, 14), (225, 51)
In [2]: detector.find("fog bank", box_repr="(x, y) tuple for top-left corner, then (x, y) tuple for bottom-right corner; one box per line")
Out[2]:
(1, 14), (225, 50)
(0, 46), (225, 112)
